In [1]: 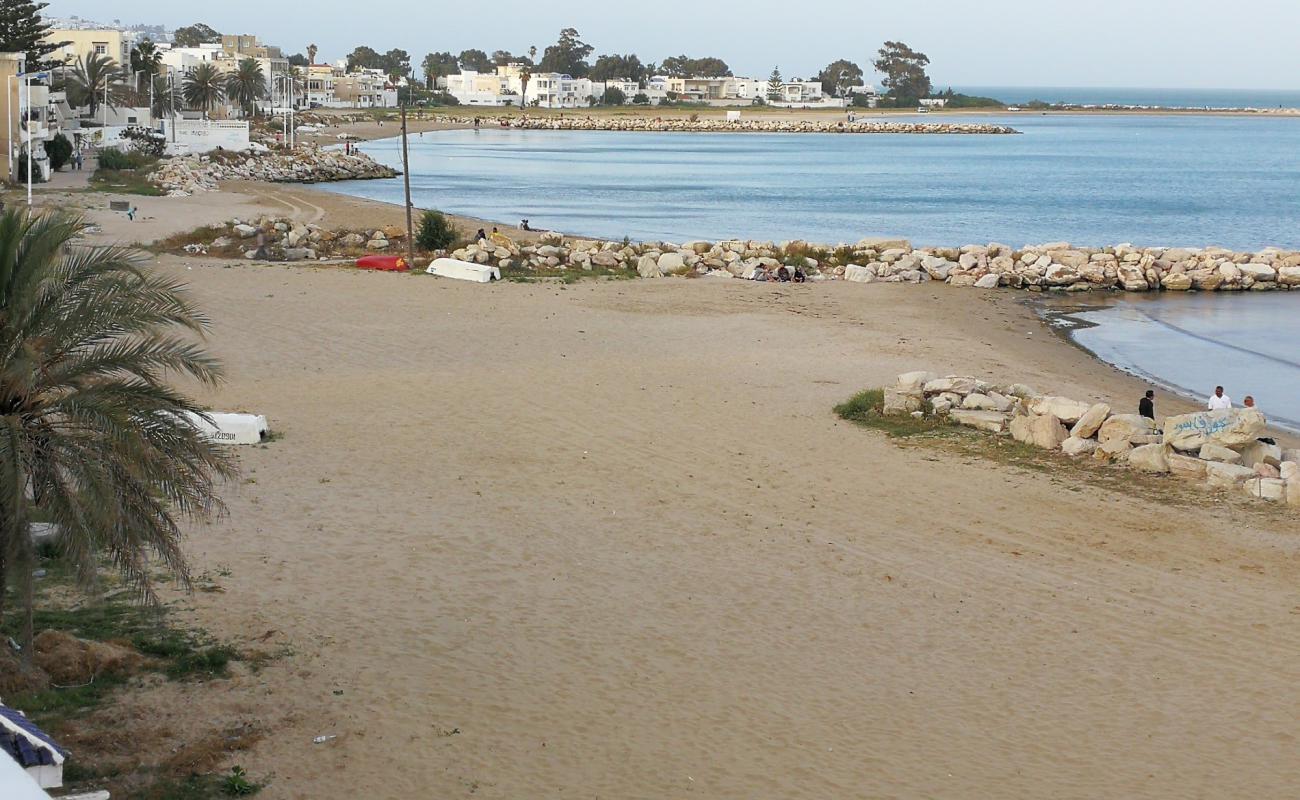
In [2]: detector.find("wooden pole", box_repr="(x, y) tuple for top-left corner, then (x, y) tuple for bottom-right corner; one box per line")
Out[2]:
(401, 103), (415, 268)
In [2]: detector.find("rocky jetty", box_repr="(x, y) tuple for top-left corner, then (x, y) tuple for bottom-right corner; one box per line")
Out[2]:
(172, 221), (1300, 295)
(149, 148), (396, 196)
(440, 114), (1016, 135)
(882, 371), (1299, 506)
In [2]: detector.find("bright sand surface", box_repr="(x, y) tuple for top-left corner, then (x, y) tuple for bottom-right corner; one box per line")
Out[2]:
(18, 165), (1298, 798)
(133, 250), (1300, 799)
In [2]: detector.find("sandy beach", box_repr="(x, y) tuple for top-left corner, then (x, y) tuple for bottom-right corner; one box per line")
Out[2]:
(12, 151), (1297, 798)
(106, 247), (1294, 799)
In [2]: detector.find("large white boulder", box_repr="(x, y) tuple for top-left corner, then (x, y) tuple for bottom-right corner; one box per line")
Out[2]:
(844, 265), (876, 283)
(1198, 443), (1241, 464)
(1070, 403), (1111, 439)
(924, 376), (979, 396)
(1030, 414), (1069, 450)
(1238, 440), (1283, 469)
(657, 252), (686, 274)
(1129, 443), (1170, 474)
(1167, 453), (1209, 481)
(637, 254), (663, 278)
(1028, 395), (1092, 425)
(950, 409), (1008, 432)
(1163, 409), (1267, 451)
(1205, 461), (1258, 488)
(1061, 436), (1099, 457)
(1097, 414), (1156, 444)
(895, 371), (937, 394)
(883, 389), (923, 416)
(1244, 478), (1286, 502)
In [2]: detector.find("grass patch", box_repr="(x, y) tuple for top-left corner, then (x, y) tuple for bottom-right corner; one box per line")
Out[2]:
(150, 225), (244, 257)
(500, 264), (638, 283)
(833, 389), (955, 439)
(90, 167), (163, 196)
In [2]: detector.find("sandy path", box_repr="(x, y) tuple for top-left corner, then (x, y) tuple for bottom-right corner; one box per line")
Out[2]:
(151, 261), (1299, 799)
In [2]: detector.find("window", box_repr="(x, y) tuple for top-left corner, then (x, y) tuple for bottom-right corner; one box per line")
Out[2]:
(93, 43), (108, 55)
(127, 116), (138, 124)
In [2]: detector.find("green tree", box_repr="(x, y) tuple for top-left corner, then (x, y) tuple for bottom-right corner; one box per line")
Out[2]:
(225, 58), (266, 117)
(287, 53), (308, 67)
(172, 22), (221, 48)
(0, 1), (63, 69)
(817, 59), (863, 97)
(381, 48), (411, 81)
(766, 66), (783, 102)
(421, 52), (459, 90)
(457, 48), (491, 73)
(416, 210), (458, 251)
(67, 53), (126, 119)
(150, 73), (179, 118)
(601, 86), (626, 105)
(872, 41), (931, 104)
(346, 45), (382, 72)
(129, 38), (163, 93)
(491, 50), (531, 67)
(0, 209), (235, 658)
(589, 54), (645, 82)
(659, 55), (731, 78)
(631, 92), (650, 105)
(42, 132), (71, 171)
(182, 62), (226, 116)
(538, 27), (593, 77)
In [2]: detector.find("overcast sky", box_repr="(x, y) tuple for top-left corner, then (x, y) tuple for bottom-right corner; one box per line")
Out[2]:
(46, 0), (1300, 88)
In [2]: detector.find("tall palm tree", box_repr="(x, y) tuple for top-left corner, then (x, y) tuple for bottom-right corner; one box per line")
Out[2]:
(151, 73), (180, 119)
(67, 53), (126, 119)
(0, 210), (236, 659)
(129, 38), (163, 92)
(183, 62), (226, 117)
(225, 58), (267, 118)
(519, 65), (532, 111)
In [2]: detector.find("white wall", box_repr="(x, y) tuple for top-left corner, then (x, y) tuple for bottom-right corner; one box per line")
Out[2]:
(160, 119), (250, 154)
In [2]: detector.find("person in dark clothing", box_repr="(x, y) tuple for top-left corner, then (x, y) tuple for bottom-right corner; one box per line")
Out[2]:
(1139, 390), (1155, 420)
(476, 228), (487, 244)
(776, 266), (791, 282)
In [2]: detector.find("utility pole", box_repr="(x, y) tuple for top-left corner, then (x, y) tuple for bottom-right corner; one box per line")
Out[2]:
(400, 102), (415, 268)
(25, 72), (32, 206)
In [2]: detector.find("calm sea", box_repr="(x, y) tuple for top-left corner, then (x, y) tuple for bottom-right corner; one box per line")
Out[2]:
(953, 86), (1300, 109)
(1043, 293), (1300, 432)
(325, 114), (1300, 249)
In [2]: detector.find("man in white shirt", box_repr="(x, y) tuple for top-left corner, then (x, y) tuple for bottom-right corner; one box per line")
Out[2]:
(1207, 385), (1233, 411)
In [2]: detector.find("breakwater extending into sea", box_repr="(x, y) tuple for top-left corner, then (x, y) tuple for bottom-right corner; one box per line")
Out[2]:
(439, 114), (1017, 135)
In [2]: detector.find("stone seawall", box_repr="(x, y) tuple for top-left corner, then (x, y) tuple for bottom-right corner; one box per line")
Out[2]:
(150, 149), (396, 196)
(441, 114), (1017, 135)
(450, 235), (1300, 292)
(882, 371), (1299, 506)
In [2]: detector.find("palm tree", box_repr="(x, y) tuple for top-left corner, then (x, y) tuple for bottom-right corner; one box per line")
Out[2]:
(0, 210), (236, 660)
(151, 74), (180, 119)
(66, 53), (126, 119)
(183, 62), (226, 117)
(129, 38), (163, 92)
(225, 58), (267, 118)
(519, 65), (532, 112)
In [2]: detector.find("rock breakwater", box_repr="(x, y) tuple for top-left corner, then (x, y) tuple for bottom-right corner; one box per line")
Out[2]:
(881, 371), (1299, 506)
(441, 114), (1016, 135)
(149, 148), (396, 196)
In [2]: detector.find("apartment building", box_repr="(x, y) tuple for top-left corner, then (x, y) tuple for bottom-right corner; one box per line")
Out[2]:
(44, 28), (137, 68)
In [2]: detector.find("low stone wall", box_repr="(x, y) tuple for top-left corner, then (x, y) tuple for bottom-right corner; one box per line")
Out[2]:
(449, 235), (1300, 292)
(149, 148), (396, 196)
(883, 371), (1299, 506)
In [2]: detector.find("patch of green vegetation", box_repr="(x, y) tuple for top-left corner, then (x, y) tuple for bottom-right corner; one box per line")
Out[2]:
(5, 673), (129, 724)
(167, 644), (239, 680)
(500, 264), (637, 283)
(141, 773), (229, 800)
(221, 766), (262, 796)
(833, 389), (955, 439)
(90, 168), (164, 196)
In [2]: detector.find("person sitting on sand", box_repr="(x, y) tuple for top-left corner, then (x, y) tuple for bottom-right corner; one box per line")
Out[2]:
(1208, 385), (1232, 411)
(1139, 390), (1155, 420)
(476, 228), (487, 245)
(792, 266), (807, 283)
(752, 267), (768, 281)
(776, 266), (791, 282)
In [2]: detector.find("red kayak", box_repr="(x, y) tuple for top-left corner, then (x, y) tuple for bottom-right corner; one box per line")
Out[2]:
(356, 255), (408, 271)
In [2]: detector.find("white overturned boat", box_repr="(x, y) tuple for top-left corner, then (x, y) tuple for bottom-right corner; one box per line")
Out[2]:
(182, 412), (271, 445)
(426, 258), (500, 283)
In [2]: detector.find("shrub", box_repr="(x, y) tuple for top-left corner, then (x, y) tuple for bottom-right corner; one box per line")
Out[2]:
(96, 147), (143, 170)
(121, 126), (166, 156)
(44, 133), (73, 171)
(13, 151), (46, 183)
(631, 92), (649, 105)
(602, 86), (626, 106)
(416, 210), (457, 251)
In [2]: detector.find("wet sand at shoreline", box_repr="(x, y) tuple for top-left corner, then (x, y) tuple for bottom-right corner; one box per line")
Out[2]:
(143, 257), (1300, 799)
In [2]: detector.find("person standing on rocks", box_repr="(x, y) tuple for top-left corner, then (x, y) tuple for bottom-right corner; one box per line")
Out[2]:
(1208, 386), (1233, 411)
(1140, 390), (1155, 420)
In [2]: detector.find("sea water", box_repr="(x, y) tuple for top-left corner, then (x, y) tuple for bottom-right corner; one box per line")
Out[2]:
(325, 114), (1300, 250)
(1044, 293), (1300, 431)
